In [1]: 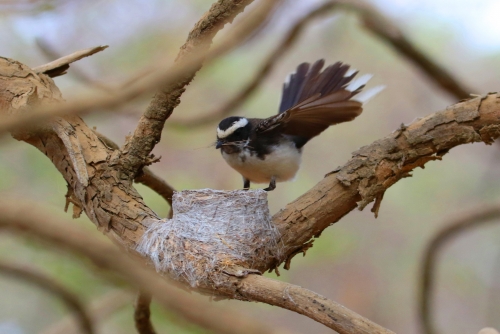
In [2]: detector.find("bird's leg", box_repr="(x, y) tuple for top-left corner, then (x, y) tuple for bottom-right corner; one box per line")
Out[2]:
(243, 178), (250, 190)
(263, 176), (276, 191)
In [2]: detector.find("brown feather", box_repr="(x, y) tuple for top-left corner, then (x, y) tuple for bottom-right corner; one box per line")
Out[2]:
(257, 60), (367, 141)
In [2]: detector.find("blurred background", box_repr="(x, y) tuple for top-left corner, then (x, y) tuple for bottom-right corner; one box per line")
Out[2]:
(1, 0), (500, 333)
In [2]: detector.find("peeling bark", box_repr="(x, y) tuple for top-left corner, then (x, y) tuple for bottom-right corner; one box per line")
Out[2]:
(3, 56), (500, 293)
(3, 53), (500, 332)
(119, 0), (256, 179)
(0, 57), (157, 248)
(268, 93), (500, 272)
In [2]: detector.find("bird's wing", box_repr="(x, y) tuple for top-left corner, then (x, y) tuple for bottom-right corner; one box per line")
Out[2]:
(258, 59), (369, 140)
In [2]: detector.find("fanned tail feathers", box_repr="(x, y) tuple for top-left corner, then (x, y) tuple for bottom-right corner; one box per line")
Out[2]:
(259, 59), (382, 141)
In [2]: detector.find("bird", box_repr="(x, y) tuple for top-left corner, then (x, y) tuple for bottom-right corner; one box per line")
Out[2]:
(215, 59), (382, 191)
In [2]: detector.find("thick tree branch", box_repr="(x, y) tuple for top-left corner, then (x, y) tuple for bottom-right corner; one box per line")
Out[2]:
(94, 130), (175, 214)
(263, 94), (500, 272)
(0, 261), (94, 334)
(135, 168), (175, 218)
(118, 0), (280, 179)
(419, 204), (500, 334)
(2, 55), (500, 332)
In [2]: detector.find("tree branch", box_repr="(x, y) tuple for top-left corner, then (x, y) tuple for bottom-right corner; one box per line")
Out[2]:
(40, 290), (132, 334)
(0, 1), (277, 137)
(418, 204), (500, 334)
(238, 275), (394, 334)
(33, 45), (108, 78)
(93, 130), (175, 215)
(118, 0), (280, 179)
(3, 54), (500, 332)
(135, 168), (175, 218)
(35, 39), (113, 90)
(264, 94), (500, 273)
(171, 1), (337, 128)
(0, 260), (94, 334)
(0, 201), (287, 334)
(172, 0), (474, 129)
(134, 291), (156, 334)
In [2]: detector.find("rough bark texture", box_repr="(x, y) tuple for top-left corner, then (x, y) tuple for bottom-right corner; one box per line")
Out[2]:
(0, 57), (156, 248)
(3, 56), (500, 291)
(118, 0), (256, 179)
(268, 95), (500, 270)
(3, 56), (500, 332)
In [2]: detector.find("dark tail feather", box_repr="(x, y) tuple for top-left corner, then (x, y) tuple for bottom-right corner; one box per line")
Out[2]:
(278, 59), (358, 114)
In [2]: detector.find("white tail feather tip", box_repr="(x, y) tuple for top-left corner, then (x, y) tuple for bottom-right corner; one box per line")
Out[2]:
(345, 68), (357, 77)
(346, 73), (373, 92)
(354, 85), (385, 103)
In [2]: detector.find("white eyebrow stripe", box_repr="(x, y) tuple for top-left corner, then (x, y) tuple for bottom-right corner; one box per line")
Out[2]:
(217, 118), (248, 139)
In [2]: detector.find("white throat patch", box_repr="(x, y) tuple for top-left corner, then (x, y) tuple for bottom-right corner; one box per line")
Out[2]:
(217, 118), (248, 139)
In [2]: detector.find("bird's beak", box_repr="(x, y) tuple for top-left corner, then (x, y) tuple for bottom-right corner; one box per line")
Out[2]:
(216, 140), (224, 149)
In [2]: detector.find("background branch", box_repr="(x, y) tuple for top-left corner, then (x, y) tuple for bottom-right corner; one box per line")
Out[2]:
(33, 45), (108, 79)
(0, 1), (276, 137)
(419, 204), (500, 334)
(40, 290), (132, 334)
(0, 201), (288, 334)
(171, 1), (339, 128)
(173, 0), (475, 129)
(238, 275), (394, 334)
(118, 0), (280, 179)
(0, 260), (94, 334)
(350, 0), (473, 100)
(134, 291), (156, 334)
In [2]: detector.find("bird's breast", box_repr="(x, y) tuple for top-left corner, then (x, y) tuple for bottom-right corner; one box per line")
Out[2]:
(221, 141), (302, 184)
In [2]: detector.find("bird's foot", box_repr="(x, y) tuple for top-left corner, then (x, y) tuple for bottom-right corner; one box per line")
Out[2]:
(263, 177), (276, 192)
(243, 178), (250, 190)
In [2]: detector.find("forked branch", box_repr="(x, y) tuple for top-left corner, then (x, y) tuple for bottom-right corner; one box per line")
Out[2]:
(172, 0), (473, 128)
(267, 94), (500, 272)
(2, 54), (500, 333)
(118, 0), (278, 179)
(0, 1), (497, 333)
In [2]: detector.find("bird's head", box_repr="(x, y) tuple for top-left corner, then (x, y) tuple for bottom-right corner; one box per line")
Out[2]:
(216, 116), (251, 153)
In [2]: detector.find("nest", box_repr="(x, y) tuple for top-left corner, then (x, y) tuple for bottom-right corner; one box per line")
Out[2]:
(136, 189), (283, 288)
